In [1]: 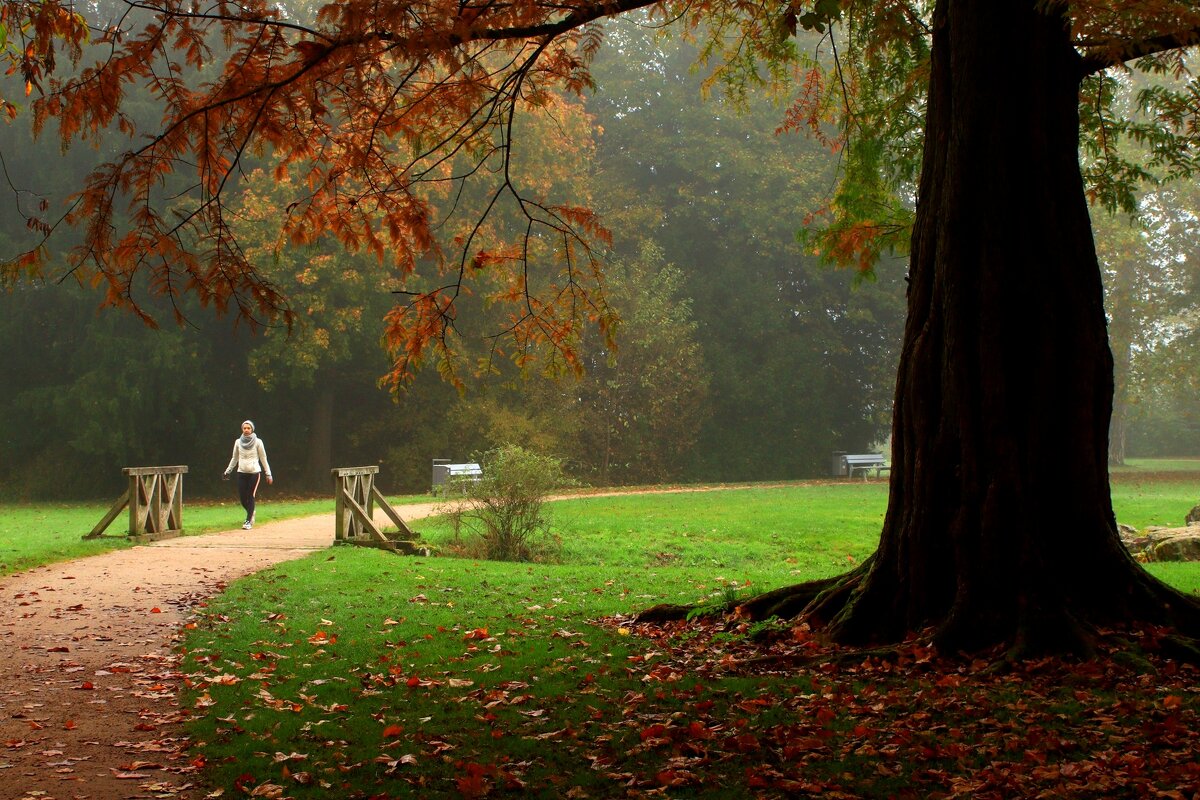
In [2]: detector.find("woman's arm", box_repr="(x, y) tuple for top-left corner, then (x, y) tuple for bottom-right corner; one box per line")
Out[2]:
(257, 440), (273, 483)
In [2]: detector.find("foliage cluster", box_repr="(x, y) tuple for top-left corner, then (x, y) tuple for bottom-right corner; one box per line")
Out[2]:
(444, 444), (571, 562)
(0, 1), (1195, 551)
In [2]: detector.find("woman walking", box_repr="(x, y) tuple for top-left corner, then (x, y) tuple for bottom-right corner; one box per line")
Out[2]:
(224, 420), (273, 529)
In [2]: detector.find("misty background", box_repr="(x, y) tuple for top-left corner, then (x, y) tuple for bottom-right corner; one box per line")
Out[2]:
(1, 18), (1196, 501)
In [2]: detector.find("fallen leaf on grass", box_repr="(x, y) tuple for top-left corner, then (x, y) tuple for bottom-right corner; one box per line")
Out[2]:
(204, 674), (241, 686)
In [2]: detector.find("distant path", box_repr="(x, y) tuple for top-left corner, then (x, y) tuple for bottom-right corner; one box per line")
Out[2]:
(0, 484), (809, 799)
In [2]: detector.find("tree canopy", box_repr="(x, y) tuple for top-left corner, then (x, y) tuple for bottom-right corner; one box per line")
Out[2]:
(0, 19), (909, 497)
(3, 1), (1199, 376)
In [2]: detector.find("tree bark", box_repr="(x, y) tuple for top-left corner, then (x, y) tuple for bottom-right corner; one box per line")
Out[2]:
(1107, 258), (1136, 467)
(305, 383), (335, 491)
(737, 0), (1200, 654)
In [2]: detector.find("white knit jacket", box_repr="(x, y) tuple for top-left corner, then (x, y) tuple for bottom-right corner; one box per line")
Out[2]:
(226, 437), (272, 478)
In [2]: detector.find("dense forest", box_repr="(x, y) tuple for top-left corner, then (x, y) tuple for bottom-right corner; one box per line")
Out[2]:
(0, 18), (1196, 501)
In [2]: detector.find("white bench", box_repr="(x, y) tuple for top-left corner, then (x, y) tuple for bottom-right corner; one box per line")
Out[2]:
(842, 454), (890, 480)
(431, 462), (482, 494)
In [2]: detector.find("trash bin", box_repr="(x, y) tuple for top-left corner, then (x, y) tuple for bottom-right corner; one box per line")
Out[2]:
(831, 451), (848, 478)
(431, 459), (451, 493)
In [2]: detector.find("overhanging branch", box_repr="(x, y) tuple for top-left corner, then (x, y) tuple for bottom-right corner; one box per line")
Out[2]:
(471, 0), (660, 43)
(1078, 25), (1200, 77)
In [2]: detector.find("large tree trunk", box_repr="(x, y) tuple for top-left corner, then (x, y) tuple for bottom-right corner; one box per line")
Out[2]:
(1107, 258), (1136, 467)
(732, 0), (1200, 655)
(305, 383), (334, 491)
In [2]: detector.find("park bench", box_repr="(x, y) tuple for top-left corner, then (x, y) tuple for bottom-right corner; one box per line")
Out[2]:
(841, 454), (890, 480)
(431, 460), (483, 495)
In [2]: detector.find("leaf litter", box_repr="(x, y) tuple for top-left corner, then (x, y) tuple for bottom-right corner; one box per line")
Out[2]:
(183, 594), (1200, 799)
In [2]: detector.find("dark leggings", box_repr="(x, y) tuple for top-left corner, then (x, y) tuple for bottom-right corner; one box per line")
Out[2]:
(237, 472), (262, 522)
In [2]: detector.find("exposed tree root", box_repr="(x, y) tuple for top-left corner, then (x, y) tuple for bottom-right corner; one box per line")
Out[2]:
(738, 642), (923, 672)
(739, 573), (853, 621)
(987, 610), (1099, 674)
(632, 552), (1200, 668)
(633, 602), (706, 623)
(633, 570), (858, 625)
(1159, 634), (1200, 667)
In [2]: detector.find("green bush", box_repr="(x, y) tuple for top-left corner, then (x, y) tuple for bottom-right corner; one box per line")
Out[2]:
(448, 444), (571, 561)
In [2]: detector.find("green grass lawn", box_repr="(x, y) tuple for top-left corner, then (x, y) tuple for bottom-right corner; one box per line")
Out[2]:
(0, 498), (325, 577)
(1110, 468), (1200, 530)
(175, 480), (1200, 799)
(0, 493), (440, 577)
(1115, 457), (1200, 473)
(4, 461), (1197, 580)
(0, 496), (338, 578)
(3, 475), (1199, 795)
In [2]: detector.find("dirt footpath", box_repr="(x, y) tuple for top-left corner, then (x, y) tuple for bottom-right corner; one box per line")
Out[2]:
(0, 504), (441, 800)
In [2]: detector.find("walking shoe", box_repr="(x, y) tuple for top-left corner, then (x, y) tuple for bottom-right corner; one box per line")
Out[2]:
(243, 520), (252, 530)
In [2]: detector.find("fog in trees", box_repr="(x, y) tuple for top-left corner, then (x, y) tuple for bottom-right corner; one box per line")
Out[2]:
(0, 21), (896, 499)
(1, 8), (1198, 505)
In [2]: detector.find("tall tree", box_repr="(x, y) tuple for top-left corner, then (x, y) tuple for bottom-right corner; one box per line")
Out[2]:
(1098, 182), (1200, 462)
(0, 282), (238, 498)
(1082, 67), (1200, 466)
(743, 2), (1200, 655)
(586, 22), (905, 481)
(1096, 215), (1144, 466)
(541, 242), (710, 485)
(6, 0), (1200, 654)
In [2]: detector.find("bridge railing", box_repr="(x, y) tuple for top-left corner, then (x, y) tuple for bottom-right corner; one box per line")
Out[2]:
(85, 466), (189, 540)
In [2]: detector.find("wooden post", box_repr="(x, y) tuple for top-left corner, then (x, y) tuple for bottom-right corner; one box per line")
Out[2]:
(86, 466), (188, 540)
(331, 466), (422, 554)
